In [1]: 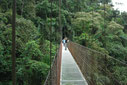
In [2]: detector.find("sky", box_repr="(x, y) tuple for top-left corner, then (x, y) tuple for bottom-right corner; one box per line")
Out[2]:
(112, 0), (127, 12)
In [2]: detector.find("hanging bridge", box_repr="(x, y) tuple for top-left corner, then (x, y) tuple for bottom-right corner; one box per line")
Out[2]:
(10, 0), (127, 85)
(44, 41), (127, 85)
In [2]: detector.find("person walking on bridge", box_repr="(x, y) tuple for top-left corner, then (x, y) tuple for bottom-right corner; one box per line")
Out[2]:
(65, 37), (69, 50)
(62, 38), (66, 46)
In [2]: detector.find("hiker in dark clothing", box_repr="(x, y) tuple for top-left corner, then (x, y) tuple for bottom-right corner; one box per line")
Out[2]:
(65, 37), (69, 50)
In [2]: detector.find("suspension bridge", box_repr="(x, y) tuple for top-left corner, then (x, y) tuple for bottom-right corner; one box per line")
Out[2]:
(44, 41), (127, 85)
(10, 0), (127, 85)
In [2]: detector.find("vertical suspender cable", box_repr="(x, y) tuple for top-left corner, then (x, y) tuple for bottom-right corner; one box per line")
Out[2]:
(55, 1), (58, 84)
(50, 0), (53, 84)
(55, 1), (58, 83)
(104, 0), (107, 84)
(12, 0), (16, 85)
(91, 0), (94, 31)
(91, 0), (94, 84)
(55, 0), (58, 53)
(91, 1), (97, 85)
(104, 0), (106, 30)
(21, 0), (24, 16)
(58, 0), (62, 84)
(59, 0), (62, 41)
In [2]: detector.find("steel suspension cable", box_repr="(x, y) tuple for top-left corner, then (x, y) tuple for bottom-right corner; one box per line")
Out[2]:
(59, 0), (62, 40)
(104, 0), (106, 32)
(56, 0), (59, 52)
(104, 1), (107, 84)
(50, 0), (53, 84)
(12, 0), (16, 85)
(55, 0), (58, 84)
(91, 0), (94, 30)
(21, 0), (24, 17)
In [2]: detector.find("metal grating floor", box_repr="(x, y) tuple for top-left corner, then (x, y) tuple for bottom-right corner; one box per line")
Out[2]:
(60, 44), (88, 85)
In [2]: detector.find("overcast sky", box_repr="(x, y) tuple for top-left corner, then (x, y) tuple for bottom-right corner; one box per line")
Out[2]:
(112, 0), (127, 12)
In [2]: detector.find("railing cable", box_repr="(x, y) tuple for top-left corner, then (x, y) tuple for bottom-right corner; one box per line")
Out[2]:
(83, 53), (120, 84)
(68, 42), (126, 85)
(74, 42), (127, 65)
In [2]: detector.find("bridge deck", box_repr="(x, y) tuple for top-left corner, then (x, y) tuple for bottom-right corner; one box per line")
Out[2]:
(60, 44), (88, 85)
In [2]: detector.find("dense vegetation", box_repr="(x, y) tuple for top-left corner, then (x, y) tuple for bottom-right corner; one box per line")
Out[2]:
(0, 0), (127, 85)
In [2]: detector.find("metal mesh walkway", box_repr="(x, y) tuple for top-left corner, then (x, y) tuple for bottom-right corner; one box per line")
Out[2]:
(60, 44), (88, 85)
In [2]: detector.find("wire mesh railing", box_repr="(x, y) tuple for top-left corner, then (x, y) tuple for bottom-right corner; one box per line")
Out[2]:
(68, 41), (127, 85)
(44, 43), (62, 85)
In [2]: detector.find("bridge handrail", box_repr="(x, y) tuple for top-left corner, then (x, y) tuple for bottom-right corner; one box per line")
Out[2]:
(69, 41), (127, 66)
(68, 41), (127, 85)
(44, 42), (62, 85)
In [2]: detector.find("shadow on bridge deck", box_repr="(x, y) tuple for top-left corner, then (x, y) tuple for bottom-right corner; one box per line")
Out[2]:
(60, 44), (88, 85)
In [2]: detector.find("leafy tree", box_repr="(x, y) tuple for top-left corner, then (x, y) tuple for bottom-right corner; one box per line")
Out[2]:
(16, 59), (49, 85)
(16, 18), (38, 54)
(22, 41), (43, 60)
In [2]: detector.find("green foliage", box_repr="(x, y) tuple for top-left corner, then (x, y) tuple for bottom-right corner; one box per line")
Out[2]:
(0, 0), (127, 84)
(41, 40), (57, 65)
(93, 73), (110, 85)
(36, 0), (51, 19)
(16, 59), (49, 85)
(72, 12), (103, 36)
(20, 0), (36, 19)
(22, 41), (43, 60)
(113, 66), (127, 84)
(102, 21), (127, 60)
(16, 18), (38, 53)
(106, 21), (124, 35)
(0, 42), (4, 56)
(0, 0), (12, 12)
(71, 3), (127, 85)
